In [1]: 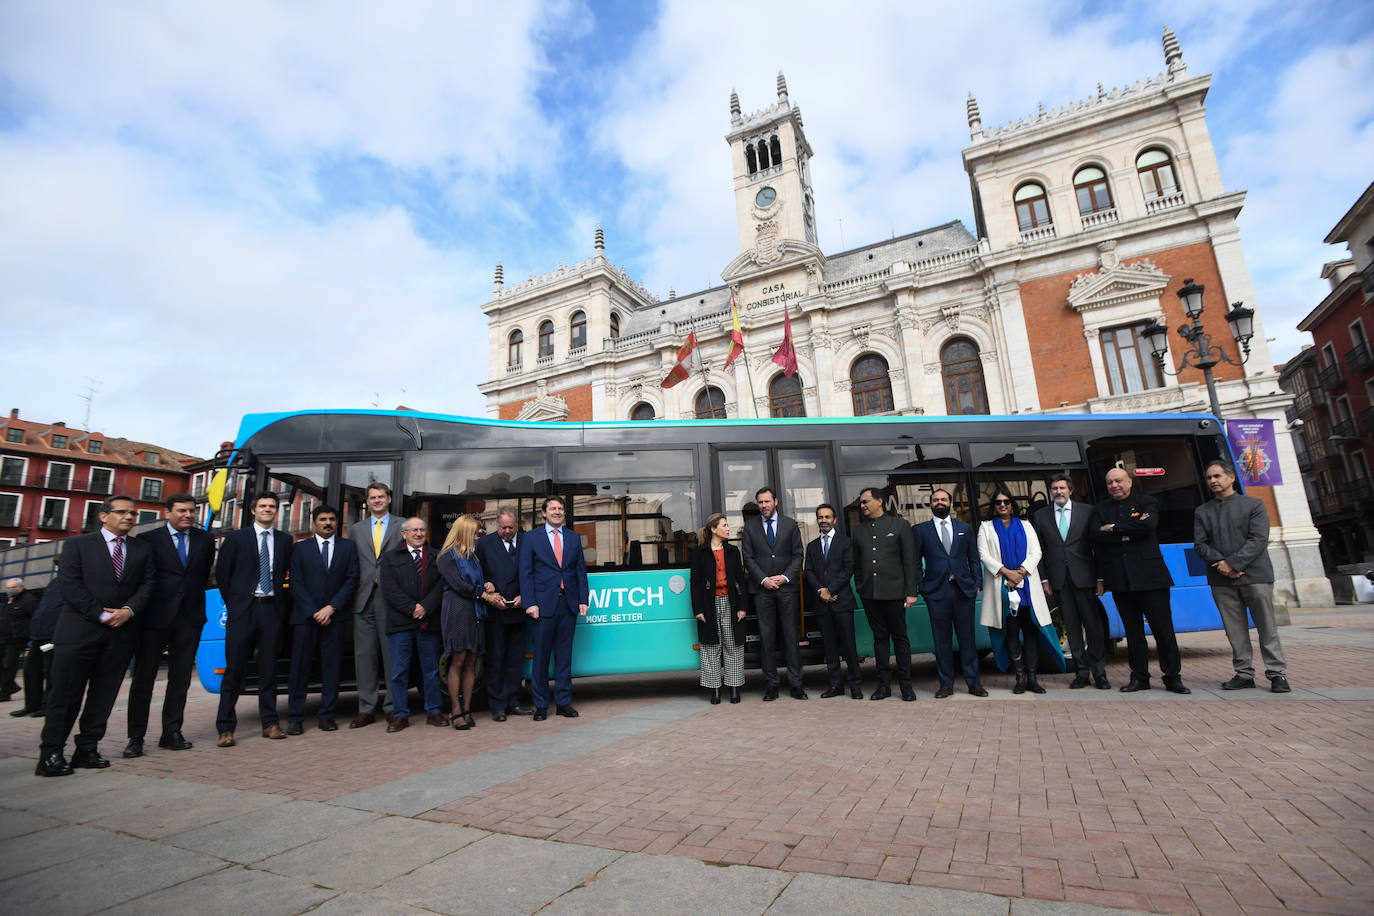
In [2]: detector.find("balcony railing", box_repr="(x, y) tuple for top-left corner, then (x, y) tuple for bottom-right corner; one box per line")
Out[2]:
(1080, 208), (1119, 230)
(1346, 342), (1373, 373)
(1361, 406), (1374, 437)
(1318, 363), (1346, 391)
(1293, 388), (1327, 414)
(1317, 478), (1374, 517)
(1331, 418), (1359, 442)
(1295, 447), (1312, 472)
(1362, 260), (1374, 294)
(1145, 190), (1187, 214)
(1019, 224), (1057, 244)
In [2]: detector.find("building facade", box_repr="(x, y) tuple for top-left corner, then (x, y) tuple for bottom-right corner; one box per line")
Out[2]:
(478, 28), (1329, 607)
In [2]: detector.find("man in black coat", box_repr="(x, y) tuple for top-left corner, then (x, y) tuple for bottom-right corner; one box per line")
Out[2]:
(286, 505), (359, 734)
(1, 577), (38, 701)
(10, 582), (62, 718)
(740, 486), (806, 700)
(804, 504), (862, 699)
(124, 493), (215, 757)
(1032, 476), (1110, 690)
(1090, 468), (1190, 694)
(37, 495), (154, 776)
(475, 508), (530, 721)
(853, 486), (921, 700)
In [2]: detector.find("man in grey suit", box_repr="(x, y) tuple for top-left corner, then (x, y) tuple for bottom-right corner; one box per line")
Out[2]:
(1032, 476), (1110, 690)
(346, 482), (404, 727)
(741, 486), (806, 700)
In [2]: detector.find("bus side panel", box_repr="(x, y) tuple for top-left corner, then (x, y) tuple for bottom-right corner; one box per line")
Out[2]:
(1099, 543), (1223, 637)
(852, 594), (993, 656)
(197, 588), (228, 693)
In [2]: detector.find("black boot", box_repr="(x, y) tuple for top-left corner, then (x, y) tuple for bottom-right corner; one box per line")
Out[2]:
(709, 687), (721, 705)
(1012, 654), (1027, 694)
(1024, 637), (1046, 694)
(728, 686), (740, 704)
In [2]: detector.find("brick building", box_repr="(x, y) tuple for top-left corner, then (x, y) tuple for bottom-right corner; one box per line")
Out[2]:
(0, 408), (201, 548)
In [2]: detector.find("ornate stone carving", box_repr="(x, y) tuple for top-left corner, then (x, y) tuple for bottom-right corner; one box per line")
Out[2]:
(754, 396), (770, 414)
(924, 362), (943, 375)
(941, 302), (960, 331)
(811, 329), (834, 351)
(834, 379), (852, 392)
(852, 324), (871, 351)
(981, 349), (999, 363)
(516, 382), (571, 422)
(896, 307), (920, 331)
(889, 367), (906, 381)
(1067, 257), (1169, 314)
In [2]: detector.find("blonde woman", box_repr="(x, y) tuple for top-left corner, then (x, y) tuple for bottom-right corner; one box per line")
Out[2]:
(688, 513), (748, 704)
(437, 515), (485, 730)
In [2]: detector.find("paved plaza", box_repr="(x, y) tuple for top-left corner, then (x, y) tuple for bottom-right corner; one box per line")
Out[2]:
(1, 608), (1371, 914)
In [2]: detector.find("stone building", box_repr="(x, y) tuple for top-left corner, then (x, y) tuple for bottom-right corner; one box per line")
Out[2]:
(477, 27), (1328, 606)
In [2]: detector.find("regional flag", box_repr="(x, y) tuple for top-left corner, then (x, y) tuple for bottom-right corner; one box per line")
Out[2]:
(660, 332), (699, 388)
(724, 297), (744, 370)
(771, 306), (798, 377)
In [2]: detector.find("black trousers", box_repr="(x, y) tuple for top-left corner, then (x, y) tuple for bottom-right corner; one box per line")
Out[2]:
(288, 619), (343, 723)
(755, 587), (802, 689)
(40, 629), (136, 756)
(1001, 605), (1040, 671)
(815, 607), (861, 690)
(127, 611), (202, 740)
(0, 638), (23, 696)
(485, 615), (526, 712)
(1114, 588), (1181, 682)
(20, 640), (54, 713)
(1057, 586), (1107, 680)
(864, 598), (910, 686)
(216, 598), (283, 733)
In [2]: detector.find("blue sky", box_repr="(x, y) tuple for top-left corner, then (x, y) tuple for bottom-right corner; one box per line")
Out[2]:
(2, 1), (1371, 458)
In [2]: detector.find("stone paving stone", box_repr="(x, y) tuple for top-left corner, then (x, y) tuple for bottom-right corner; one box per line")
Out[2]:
(378, 833), (622, 915)
(82, 777), (286, 839)
(168, 799), (379, 863)
(0, 809), (61, 842)
(307, 892), (439, 915)
(1009, 898), (1153, 915)
(99, 864), (338, 915)
(256, 815), (487, 891)
(542, 851), (791, 916)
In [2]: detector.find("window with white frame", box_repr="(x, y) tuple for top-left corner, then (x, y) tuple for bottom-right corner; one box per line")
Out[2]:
(137, 509), (159, 524)
(0, 493), (20, 527)
(0, 538), (14, 549)
(83, 500), (103, 531)
(46, 461), (73, 490)
(1100, 324), (1164, 395)
(1352, 451), (1371, 483)
(192, 472), (206, 498)
(39, 496), (69, 529)
(88, 466), (114, 495)
(1322, 342), (1338, 368)
(0, 456), (26, 486)
(141, 477), (163, 501)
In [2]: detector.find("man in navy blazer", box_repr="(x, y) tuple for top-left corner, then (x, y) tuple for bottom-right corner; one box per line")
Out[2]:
(475, 508), (531, 721)
(286, 505), (359, 734)
(804, 504), (862, 699)
(124, 493), (215, 759)
(214, 492), (294, 746)
(518, 496), (589, 720)
(912, 489), (986, 698)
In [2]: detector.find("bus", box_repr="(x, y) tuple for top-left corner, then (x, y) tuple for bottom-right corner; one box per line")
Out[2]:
(194, 409), (1235, 695)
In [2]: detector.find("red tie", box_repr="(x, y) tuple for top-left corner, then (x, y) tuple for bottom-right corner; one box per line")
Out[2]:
(413, 547), (425, 591)
(552, 528), (563, 566)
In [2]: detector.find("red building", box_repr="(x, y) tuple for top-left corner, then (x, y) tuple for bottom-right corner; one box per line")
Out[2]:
(0, 408), (202, 548)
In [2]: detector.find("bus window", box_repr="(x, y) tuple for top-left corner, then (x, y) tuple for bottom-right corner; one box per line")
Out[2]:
(969, 472), (1088, 524)
(567, 481), (698, 569)
(839, 475), (973, 531)
(717, 450), (768, 535)
(341, 462), (395, 528)
(778, 448), (829, 544)
(263, 463), (327, 537)
(559, 450), (694, 480)
(838, 442), (961, 472)
(407, 449), (549, 497)
(1085, 436), (1205, 543)
(969, 441), (1081, 467)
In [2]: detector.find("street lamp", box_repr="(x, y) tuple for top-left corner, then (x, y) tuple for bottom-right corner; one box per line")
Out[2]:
(1140, 278), (1255, 419)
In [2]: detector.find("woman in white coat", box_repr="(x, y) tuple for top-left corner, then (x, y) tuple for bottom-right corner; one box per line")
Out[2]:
(977, 487), (1052, 693)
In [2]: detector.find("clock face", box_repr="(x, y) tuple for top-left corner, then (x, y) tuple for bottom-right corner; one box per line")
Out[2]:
(755, 186), (777, 208)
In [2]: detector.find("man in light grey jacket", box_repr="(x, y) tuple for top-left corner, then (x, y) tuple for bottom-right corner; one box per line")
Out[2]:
(346, 482), (405, 725)
(1194, 460), (1290, 693)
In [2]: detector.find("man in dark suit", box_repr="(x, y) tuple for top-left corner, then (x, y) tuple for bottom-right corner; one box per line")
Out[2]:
(123, 493), (214, 758)
(214, 491), (294, 746)
(804, 504), (862, 699)
(345, 482), (403, 728)
(1090, 468), (1190, 694)
(286, 505), (359, 734)
(912, 488), (986, 699)
(10, 582), (61, 718)
(36, 495), (154, 776)
(476, 508), (531, 721)
(1031, 476), (1110, 690)
(379, 517), (447, 730)
(518, 496), (589, 720)
(1, 577), (38, 701)
(852, 486), (919, 700)
(740, 486), (806, 700)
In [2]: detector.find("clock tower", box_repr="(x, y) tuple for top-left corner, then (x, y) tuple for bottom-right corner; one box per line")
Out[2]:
(726, 72), (818, 263)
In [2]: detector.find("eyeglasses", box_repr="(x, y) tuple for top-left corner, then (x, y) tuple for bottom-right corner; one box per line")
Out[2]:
(992, 499), (1012, 505)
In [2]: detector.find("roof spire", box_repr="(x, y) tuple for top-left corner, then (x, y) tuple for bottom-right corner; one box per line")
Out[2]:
(966, 92), (983, 140)
(729, 89), (741, 125)
(594, 222), (605, 254)
(493, 261), (503, 292)
(776, 70), (788, 102)
(1163, 25), (1186, 78)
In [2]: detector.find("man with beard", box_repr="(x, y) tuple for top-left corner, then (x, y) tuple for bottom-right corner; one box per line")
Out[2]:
(912, 489), (986, 698)
(804, 504), (862, 699)
(1031, 476), (1109, 689)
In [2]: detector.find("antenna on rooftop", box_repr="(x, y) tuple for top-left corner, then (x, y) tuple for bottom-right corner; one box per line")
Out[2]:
(80, 377), (101, 429)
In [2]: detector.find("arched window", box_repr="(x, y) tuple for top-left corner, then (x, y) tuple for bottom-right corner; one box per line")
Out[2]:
(695, 386), (727, 419)
(569, 310), (586, 350)
(745, 145), (757, 175)
(609, 313), (621, 339)
(630, 402), (655, 421)
(1136, 148), (1179, 200)
(769, 134), (782, 166)
(768, 374), (806, 418)
(757, 139), (770, 170)
(1014, 182), (1051, 231)
(850, 354), (894, 416)
(1073, 166), (1113, 214)
(538, 320), (554, 358)
(941, 338), (989, 415)
(507, 329), (523, 367)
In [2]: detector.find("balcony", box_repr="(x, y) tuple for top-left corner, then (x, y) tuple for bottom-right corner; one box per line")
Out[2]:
(1080, 208), (1119, 231)
(1317, 477), (1374, 517)
(1284, 405), (1299, 426)
(1362, 406), (1374, 437)
(1293, 387), (1327, 414)
(1331, 418), (1359, 442)
(1295, 446), (1312, 472)
(1019, 224), (1056, 244)
(1362, 260), (1374, 294)
(1347, 341), (1373, 373)
(1318, 363), (1346, 392)
(1145, 190), (1186, 215)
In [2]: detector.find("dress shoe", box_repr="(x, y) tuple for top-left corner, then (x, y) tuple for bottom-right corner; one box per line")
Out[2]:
(35, 752), (73, 777)
(968, 684), (989, 697)
(1163, 680), (1191, 695)
(1222, 674), (1256, 690)
(262, 723), (287, 739)
(10, 707), (37, 717)
(122, 738), (144, 758)
(70, 749), (111, 769)
(869, 685), (891, 700)
(1026, 677), (1047, 695)
(1069, 675), (1091, 689)
(819, 687), (844, 698)
(710, 688), (721, 705)
(385, 716), (410, 733)
(217, 732), (236, 747)
(286, 722), (304, 736)
(729, 687), (741, 704)
(349, 713), (376, 729)
(1095, 677), (1111, 690)
(492, 710), (508, 722)
(1270, 675), (1292, 693)
(1119, 680), (1151, 693)
(507, 706), (535, 716)
(899, 684), (917, 702)
(934, 686), (953, 699)
(533, 708), (548, 721)
(158, 731), (193, 750)
(556, 705), (580, 718)
(762, 687), (779, 702)
(849, 687), (864, 699)
(790, 687), (809, 700)
(426, 714), (450, 727)
(317, 719), (337, 732)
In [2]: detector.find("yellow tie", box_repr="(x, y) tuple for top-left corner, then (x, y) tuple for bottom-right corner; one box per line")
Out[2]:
(372, 517), (383, 558)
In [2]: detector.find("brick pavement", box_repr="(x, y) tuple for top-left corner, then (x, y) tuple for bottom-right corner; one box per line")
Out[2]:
(1, 611), (1371, 914)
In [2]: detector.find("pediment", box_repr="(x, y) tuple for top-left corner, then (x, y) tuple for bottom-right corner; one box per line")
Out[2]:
(516, 394), (570, 422)
(1067, 260), (1169, 313)
(721, 239), (823, 284)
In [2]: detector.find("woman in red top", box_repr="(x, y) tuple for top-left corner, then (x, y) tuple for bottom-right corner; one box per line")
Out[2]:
(688, 513), (749, 704)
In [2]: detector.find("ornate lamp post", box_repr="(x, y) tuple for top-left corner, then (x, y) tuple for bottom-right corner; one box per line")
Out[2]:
(1140, 278), (1255, 419)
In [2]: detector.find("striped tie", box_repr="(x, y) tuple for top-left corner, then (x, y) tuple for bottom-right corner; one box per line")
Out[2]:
(112, 536), (124, 581)
(258, 531), (272, 594)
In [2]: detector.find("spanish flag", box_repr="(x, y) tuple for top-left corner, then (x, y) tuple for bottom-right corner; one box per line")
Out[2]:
(723, 297), (744, 370)
(660, 332), (699, 388)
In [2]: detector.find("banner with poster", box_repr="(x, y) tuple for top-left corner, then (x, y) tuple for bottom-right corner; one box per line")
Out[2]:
(1225, 418), (1284, 486)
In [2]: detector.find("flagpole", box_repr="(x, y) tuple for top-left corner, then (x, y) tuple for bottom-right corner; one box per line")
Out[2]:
(731, 292), (760, 418)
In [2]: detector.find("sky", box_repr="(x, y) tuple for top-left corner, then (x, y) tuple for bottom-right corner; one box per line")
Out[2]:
(2, 0), (1372, 459)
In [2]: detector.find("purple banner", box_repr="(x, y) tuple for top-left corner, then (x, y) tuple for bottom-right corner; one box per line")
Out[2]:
(1226, 419), (1284, 487)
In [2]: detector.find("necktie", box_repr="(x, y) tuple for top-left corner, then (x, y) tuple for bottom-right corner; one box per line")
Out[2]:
(552, 527), (563, 565)
(372, 518), (383, 558)
(176, 530), (188, 566)
(822, 533), (830, 559)
(506, 539), (513, 555)
(1058, 507), (1069, 540)
(940, 520), (952, 553)
(258, 531), (271, 594)
(113, 536), (125, 581)
(413, 547), (424, 591)
(321, 538), (330, 569)
(766, 518), (775, 548)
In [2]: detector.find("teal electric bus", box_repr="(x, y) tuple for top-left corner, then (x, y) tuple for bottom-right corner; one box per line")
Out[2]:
(195, 409), (1235, 695)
